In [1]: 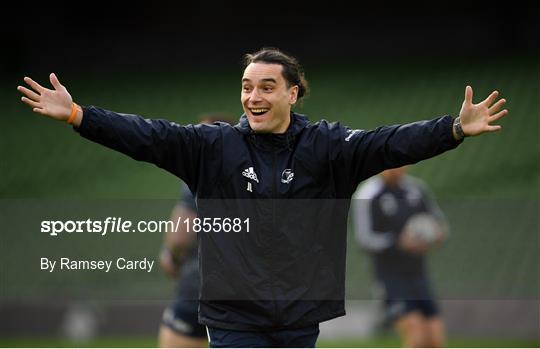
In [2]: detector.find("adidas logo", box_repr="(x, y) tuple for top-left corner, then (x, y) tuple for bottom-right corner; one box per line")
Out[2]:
(242, 167), (259, 183)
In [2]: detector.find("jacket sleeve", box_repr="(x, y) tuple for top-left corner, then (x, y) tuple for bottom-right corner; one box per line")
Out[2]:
(351, 180), (396, 252)
(75, 106), (204, 190)
(342, 115), (462, 193)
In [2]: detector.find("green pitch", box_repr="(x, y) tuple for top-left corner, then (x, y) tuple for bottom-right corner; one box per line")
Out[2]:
(0, 335), (539, 347)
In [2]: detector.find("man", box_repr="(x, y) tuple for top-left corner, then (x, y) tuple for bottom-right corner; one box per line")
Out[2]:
(18, 48), (507, 347)
(351, 166), (447, 347)
(159, 114), (233, 348)
(159, 182), (205, 348)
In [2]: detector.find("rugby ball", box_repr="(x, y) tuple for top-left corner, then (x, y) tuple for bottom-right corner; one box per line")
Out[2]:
(404, 213), (440, 243)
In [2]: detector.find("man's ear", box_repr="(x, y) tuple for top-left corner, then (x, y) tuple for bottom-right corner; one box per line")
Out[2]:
(289, 85), (299, 105)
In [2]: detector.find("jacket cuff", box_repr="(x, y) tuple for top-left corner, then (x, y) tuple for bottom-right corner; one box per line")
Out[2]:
(73, 106), (98, 136)
(445, 115), (464, 147)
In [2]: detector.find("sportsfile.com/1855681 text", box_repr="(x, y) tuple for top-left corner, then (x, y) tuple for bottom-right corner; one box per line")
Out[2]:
(40, 217), (251, 237)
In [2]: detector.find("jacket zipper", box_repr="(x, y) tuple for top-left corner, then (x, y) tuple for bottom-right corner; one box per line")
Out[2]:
(271, 149), (279, 325)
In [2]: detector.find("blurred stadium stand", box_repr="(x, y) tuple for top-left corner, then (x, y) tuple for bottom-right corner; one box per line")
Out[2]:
(1, 2), (539, 76)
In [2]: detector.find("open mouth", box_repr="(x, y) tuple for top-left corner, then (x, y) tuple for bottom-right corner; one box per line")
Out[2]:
(250, 108), (269, 116)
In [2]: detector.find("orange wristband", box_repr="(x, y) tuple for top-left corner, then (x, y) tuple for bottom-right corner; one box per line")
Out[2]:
(67, 103), (78, 125)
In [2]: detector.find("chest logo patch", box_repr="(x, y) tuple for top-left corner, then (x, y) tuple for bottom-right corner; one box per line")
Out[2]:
(242, 167), (259, 183)
(281, 169), (294, 184)
(380, 193), (398, 216)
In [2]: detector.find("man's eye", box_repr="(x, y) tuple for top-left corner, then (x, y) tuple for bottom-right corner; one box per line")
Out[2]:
(263, 86), (273, 92)
(242, 86), (251, 92)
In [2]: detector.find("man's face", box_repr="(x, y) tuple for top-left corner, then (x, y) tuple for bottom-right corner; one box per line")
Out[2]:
(241, 62), (298, 133)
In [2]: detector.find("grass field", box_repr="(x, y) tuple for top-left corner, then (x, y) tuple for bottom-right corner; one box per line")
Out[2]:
(1, 335), (539, 348)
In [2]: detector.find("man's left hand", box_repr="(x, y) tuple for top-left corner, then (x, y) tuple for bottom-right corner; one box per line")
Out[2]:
(459, 85), (508, 137)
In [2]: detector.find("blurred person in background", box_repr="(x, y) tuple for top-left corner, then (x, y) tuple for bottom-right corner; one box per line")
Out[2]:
(18, 47), (507, 348)
(158, 114), (233, 348)
(351, 166), (447, 347)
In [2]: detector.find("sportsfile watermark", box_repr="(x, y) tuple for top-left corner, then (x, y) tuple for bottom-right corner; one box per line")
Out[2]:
(41, 216), (251, 237)
(1, 198), (537, 301)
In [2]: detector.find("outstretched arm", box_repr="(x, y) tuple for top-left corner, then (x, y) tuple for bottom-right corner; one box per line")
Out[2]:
(343, 85), (509, 191)
(455, 85), (508, 139)
(17, 73), (83, 126)
(16, 73), (220, 189)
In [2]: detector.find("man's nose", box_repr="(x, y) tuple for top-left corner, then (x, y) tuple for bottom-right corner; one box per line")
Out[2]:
(249, 89), (262, 102)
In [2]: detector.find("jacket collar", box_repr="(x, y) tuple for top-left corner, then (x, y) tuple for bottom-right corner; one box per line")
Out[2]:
(234, 112), (309, 136)
(235, 112), (309, 151)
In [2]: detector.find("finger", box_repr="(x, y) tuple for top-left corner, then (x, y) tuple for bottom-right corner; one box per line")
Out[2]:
(488, 98), (506, 114)
(49, 73), (64, 91)
(464, 85), (473, 105)
(21, 96), (41, 109)
(482, 90), (499, 107)
(17, 86), (41, 101)
(486, 125), (502, 132)
(33, 107), (47, 115)
(488, 109), (508, 123)
(23, 77), (46, 93)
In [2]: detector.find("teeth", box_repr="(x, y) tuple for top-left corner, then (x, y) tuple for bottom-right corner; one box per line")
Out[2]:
(251, 108), (269, 113)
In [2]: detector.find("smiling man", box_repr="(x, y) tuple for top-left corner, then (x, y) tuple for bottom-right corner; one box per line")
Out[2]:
(18, 47), (507, 348)
(241, 54), (306, 133)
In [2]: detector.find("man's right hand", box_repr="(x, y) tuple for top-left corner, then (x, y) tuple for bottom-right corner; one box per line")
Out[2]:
(17, 73), (82, 126)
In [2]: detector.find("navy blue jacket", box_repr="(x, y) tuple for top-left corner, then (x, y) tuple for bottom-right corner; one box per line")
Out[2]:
(76, 107), (460, 330)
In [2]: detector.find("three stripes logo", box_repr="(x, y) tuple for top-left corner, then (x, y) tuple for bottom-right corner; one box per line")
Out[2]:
(242, 167), (259, 183)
